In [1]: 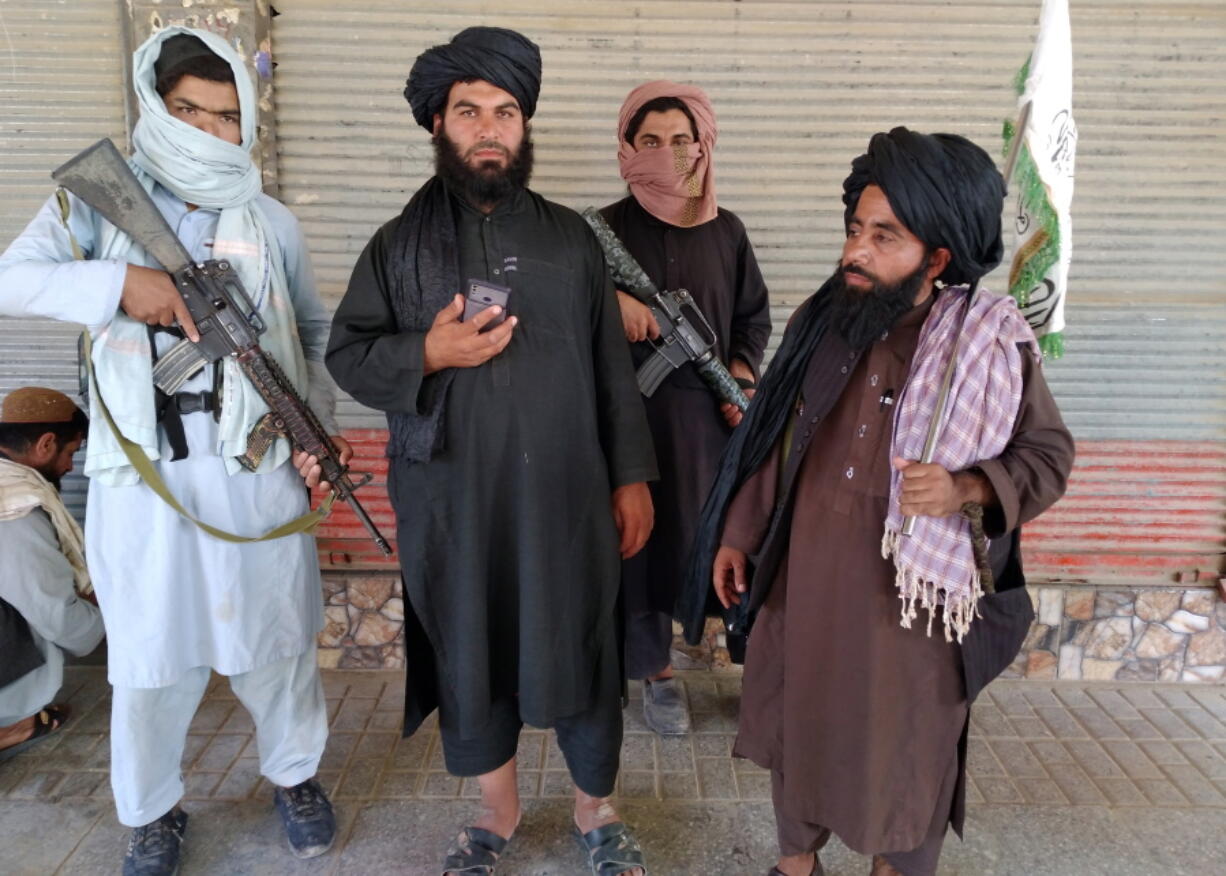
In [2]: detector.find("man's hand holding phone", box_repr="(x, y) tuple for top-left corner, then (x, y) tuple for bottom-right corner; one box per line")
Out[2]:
(423, 293), (517, 375)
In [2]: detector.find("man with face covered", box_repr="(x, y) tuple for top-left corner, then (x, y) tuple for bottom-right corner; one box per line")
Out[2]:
(0, 28), (340, 875)
(681, 128), (1075, 875)
(599, 82), (771, 737)
(327, 27), (656, 876)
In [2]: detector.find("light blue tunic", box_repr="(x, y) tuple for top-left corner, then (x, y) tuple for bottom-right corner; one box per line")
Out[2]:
(0, 185), (331, 688)
(0, 509), (105, 724)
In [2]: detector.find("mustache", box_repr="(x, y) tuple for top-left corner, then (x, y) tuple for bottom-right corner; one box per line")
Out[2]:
(827, 255), (929, 350)
(434, 126), (535, 206)
(465, 140), (509, 160)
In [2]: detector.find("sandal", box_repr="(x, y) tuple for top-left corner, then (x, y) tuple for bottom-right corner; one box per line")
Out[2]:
(441, 826), (510, 875)
(767, 853), (823, 875)
(870, 855), (902, 876)
(0, 704), (70, 763)
(574, 821), (648, 875)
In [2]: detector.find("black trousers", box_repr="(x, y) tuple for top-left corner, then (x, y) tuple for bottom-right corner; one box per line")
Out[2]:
(436, 656), (623, 798)
(623, 608), (673, 680)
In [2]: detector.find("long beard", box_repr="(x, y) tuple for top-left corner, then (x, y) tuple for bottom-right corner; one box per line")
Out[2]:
(433, 127), (534, 207)
(827, 258), (931, 350)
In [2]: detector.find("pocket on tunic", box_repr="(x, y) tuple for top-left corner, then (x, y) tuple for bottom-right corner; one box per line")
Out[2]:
(507, 257), (577, 340)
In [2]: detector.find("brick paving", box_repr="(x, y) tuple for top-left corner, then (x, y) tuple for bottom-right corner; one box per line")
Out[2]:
(2, 668), (1224, 874)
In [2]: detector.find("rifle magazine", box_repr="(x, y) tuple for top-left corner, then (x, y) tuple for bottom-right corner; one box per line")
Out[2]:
(152, 339), (210, 394)
(636, 351), (676, 397)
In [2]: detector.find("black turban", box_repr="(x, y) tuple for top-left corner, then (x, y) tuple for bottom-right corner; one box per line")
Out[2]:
(843, 127), (1006, 287)
(154, 34), (218, 82)
(405, 27), (542, 132)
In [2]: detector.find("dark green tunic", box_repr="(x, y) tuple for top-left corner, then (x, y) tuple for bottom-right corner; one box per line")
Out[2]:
(327, 187), (657, 737)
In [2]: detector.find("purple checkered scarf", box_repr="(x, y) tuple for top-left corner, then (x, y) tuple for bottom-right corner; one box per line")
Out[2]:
(882, 285), (1039, 642)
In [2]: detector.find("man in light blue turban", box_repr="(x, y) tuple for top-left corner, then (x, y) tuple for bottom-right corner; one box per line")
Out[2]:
(0, 27), (346, 876)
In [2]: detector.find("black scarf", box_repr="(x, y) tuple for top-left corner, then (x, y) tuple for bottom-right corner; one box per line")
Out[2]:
(679, 281), (835, 643)
(384, 176), (460, 462)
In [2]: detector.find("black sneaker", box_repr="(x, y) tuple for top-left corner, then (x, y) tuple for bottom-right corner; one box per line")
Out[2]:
(273, 778), (336, 859)
(122, 808), (188, 876)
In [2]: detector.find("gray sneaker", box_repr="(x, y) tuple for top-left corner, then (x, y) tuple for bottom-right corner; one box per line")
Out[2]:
(642, 677), (691, 736)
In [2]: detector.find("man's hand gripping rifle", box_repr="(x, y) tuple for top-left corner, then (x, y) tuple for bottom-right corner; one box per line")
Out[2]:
(581, 209), (749, 412)
(53, 139), (392, 556)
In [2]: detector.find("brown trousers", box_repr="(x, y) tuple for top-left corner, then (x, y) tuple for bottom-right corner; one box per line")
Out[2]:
(770, 765), (956, 876)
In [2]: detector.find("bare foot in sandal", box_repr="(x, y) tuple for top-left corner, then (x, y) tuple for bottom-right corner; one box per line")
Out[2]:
(445, 756), (522, 875)
(771, 851), (821, 875)
(574, 790), (646, 876)
(0, 703), (70, 761)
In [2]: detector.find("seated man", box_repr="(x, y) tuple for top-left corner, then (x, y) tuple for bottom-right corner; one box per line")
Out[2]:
(0, 387), (104, 760)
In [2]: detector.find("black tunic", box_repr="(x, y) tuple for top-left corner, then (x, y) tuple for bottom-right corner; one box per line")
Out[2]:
(327, 187), (657, 737)
(600, 196), (771, 615)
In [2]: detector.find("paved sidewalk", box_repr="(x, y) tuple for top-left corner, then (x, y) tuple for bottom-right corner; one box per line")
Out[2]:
(2, 668), (1224, 875)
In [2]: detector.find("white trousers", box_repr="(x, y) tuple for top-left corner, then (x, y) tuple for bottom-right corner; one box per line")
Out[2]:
(109, 648), (327, 827)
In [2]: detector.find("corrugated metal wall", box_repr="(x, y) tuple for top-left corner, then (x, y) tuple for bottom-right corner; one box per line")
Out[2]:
(272, 0), (1226, 584)
(0, 2), (1220, 586)
(0, 0), (127, 519)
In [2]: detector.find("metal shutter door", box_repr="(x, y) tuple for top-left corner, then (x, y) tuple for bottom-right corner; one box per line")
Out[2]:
(0, 0), (127, 521)
(271, 1), (1226, 582)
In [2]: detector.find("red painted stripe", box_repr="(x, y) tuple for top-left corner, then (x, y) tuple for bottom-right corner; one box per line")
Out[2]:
(1024, 440), (1226, 585)
(317, 432), (1226, 585)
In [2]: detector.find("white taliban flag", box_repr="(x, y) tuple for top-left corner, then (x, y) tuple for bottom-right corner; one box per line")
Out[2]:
(1003, 0), (1077, 358)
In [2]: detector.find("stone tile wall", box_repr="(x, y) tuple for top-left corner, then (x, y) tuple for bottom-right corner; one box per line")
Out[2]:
(319, 575), (1226, 685)
(318, 575), (405, 670)
(1011, 586), (1226, 684)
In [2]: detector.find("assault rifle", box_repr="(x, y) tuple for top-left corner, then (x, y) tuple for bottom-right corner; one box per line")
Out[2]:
(53, 138), (392, 556)
(581, 209), (749, 412)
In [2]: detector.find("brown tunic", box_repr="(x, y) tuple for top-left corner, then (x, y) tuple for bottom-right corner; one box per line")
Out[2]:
(723, 298), (1073, 854)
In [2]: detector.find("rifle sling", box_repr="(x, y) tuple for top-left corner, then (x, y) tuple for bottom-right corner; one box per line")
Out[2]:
(81, 332), (333, 543)
(57, 188), (334, 544)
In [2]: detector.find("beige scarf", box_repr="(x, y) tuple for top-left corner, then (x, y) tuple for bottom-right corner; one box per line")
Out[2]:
(0, 459), (92, 596)
(617, 80), (719, 228)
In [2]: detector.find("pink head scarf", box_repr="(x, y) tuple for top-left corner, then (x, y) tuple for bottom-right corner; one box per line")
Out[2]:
(617, 81), (718, 227)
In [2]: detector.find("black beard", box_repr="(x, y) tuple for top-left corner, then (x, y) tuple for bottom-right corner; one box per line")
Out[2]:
(827, 258), (931, 350)
(433, 127), (534, 207)
(35, 464), (62, 491)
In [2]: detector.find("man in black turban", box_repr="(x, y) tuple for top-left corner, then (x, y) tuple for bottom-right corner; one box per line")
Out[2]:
(327, 26), (654, 876)
(681, 127), (1074, 876)
(405, 26), (542, 132)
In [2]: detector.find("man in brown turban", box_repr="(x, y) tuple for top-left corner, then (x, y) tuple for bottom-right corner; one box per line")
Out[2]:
(0, 388), (104, 763)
